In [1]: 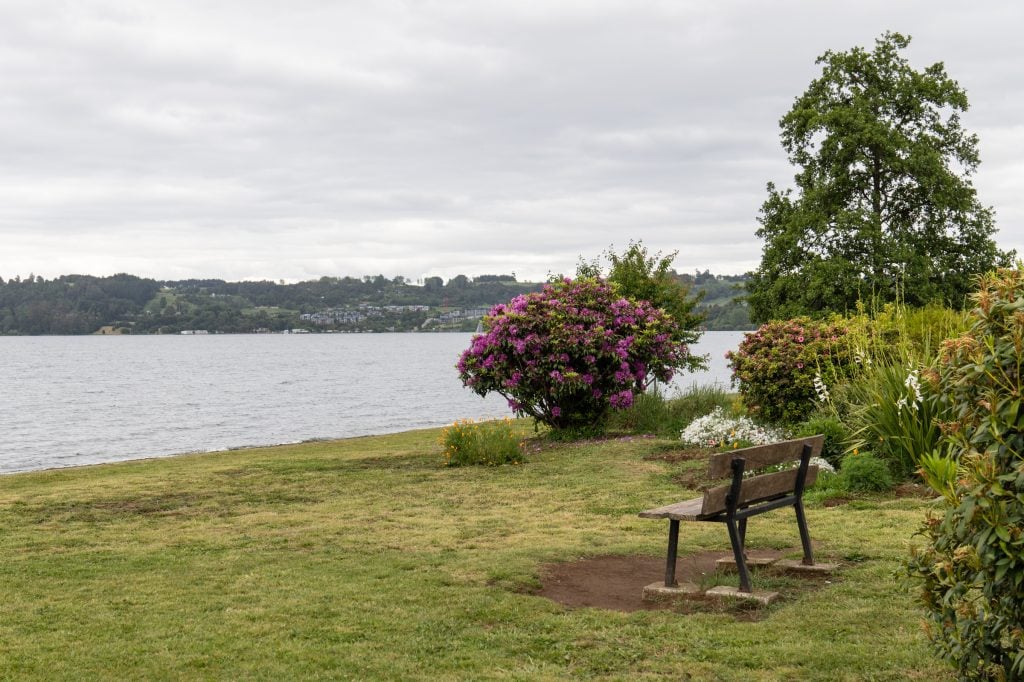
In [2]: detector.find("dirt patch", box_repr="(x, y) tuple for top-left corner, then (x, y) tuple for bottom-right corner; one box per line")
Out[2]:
(535, 549), (788, 613)
(642, 448), (710, 464)
(893, 482), (935, 499)
(12, 492), (223, 523)
(671, 469), (711, 490)
(820, 483), (934, 507)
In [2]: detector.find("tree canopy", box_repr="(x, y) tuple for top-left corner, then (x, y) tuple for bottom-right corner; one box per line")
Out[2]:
(747, 32), (1012, 322)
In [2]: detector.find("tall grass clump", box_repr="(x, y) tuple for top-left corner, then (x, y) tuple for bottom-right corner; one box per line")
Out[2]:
(842, 359), (948, 479)
(851, 302), (969, 361)
(608, 384), (732, 437)
(808, 302), (966, 479)
(440, 418), (523, 466)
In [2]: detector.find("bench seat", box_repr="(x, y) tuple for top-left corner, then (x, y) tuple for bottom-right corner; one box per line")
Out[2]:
(638, 497), (706, 521)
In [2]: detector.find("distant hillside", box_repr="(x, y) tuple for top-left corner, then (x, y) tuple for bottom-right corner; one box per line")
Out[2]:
(682, 271), (754, 331)
(0, 271), (752, 335)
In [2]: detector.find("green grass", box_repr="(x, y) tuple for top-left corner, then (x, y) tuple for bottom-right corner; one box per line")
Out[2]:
(0, 427), (950, 680)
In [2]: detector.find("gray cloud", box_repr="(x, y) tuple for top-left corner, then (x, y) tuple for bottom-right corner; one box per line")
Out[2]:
(0, 0), (1020, 283)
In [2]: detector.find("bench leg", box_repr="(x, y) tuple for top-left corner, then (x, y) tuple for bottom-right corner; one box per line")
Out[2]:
(726, 518), (752, 592)
(664, 520), (680, 587)
(795, 501), (814, 565)
(738, 517), (747, 549)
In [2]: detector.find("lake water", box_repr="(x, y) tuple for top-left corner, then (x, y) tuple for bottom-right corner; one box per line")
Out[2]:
(0, 331), (744, 474)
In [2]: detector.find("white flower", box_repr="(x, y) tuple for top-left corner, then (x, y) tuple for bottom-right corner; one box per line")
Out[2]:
(904, 368), (922, 404)
(813, 373), (830, 403)
(809, 456), (836, 474)
(742, 455), (835, 477)
(680, 407), (785, 447)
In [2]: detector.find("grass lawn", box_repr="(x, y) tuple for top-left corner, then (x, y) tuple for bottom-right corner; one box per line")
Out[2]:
(0, 426), (950, 680)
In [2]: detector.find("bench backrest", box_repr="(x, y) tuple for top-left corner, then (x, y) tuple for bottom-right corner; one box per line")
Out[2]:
(700, 435), (824, 516)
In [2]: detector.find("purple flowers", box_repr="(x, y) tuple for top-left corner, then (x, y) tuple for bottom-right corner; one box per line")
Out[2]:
(608, 390), (634, 409)
(456, 277), (687, 431)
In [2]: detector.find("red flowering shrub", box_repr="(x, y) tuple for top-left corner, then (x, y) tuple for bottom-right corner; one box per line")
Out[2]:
(726, 317), (854, 424)
(457, 277), (690, 433)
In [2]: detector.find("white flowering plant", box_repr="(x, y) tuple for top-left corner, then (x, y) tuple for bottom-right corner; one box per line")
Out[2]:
(681, 408), (836, 476)
(680, 407), (786, 449)
(808, 456), (836, 474)
(845, 360), (945, 478)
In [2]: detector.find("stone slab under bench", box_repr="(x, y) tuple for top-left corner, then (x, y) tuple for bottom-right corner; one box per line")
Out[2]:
(704, 585), (780, 605)
(715, 556), (779, 570)
(715, 556), (839, 576)
(774, 559), (839, 574)
(642, 581), (780, 605)
(642, 581), (701, 601)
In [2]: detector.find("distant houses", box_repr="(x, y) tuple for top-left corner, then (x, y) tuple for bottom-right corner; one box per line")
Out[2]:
(296, 304), (488, 331)
(299, 304), (431, 327)
(436, 307), (490, 322)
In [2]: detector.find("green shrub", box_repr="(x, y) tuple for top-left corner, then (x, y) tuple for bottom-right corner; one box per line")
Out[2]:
(793, 412), (849, 467)
(440, 419), (523, 467)
(806, 469), (848, 505)
(905, 267), (1024, 679)
(727, 317), (856, 424)
(838, 452), (894, 492)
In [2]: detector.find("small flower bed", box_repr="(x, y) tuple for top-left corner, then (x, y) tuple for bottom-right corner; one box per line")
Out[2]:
(680, 407), (786, 449)
(808, 457), (836, 475)
(680, 408), (835, 475)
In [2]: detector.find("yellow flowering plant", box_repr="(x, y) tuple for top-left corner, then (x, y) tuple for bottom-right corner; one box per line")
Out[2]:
(440, 418), (523, 467)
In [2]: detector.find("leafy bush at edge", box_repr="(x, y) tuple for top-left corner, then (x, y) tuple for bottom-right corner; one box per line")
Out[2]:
(905, 267), (1024, 679)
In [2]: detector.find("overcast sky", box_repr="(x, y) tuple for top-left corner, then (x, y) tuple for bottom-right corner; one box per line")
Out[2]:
(1, 1), (1021, 283)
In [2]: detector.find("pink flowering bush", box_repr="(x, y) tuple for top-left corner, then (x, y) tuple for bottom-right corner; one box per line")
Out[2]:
(457, 277), (690, 433)
(726, 317), (855, 424)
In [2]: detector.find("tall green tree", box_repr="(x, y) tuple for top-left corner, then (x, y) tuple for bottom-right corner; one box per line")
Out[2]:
(747, 32), (1012, 322)
(577, 240), (706, 373)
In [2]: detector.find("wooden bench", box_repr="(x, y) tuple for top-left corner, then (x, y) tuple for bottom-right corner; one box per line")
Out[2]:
(639, 435), (824, 593)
